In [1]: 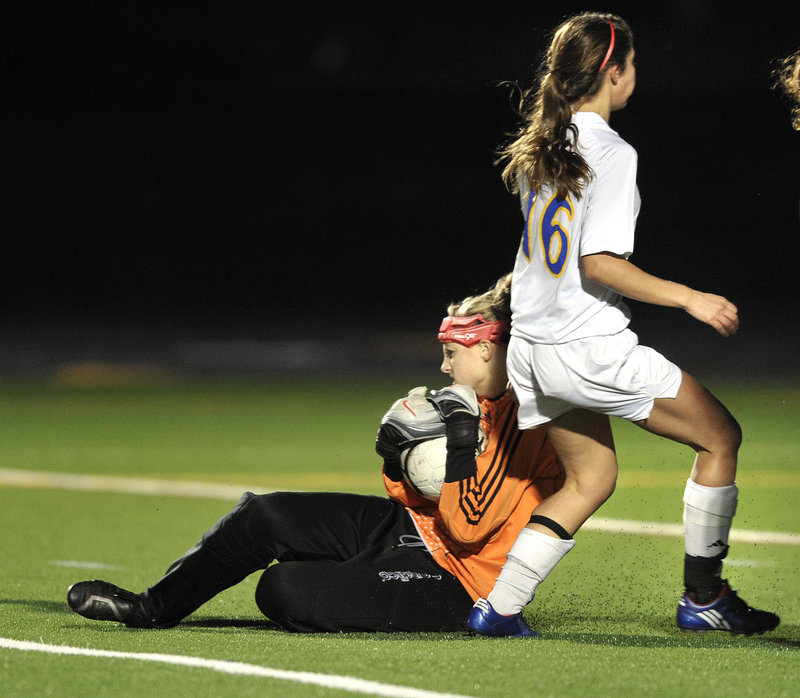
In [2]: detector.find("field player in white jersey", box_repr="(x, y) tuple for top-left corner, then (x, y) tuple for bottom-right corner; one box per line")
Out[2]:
(466, 11), (780, 638)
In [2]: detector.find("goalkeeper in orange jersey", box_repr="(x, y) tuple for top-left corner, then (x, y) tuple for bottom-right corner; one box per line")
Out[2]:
(67, 274), (563, 633)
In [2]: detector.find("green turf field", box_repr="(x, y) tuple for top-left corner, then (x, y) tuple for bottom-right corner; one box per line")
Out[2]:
(1, 377), (798, 697)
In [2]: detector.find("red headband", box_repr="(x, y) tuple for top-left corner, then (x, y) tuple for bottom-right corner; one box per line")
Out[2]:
(438, 314), (511, 347)
(598, 20), (616, 73)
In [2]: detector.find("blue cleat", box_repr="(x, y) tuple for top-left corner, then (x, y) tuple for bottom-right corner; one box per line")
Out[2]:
(677, 581), (779, 636)
(466, 598), (539, 638)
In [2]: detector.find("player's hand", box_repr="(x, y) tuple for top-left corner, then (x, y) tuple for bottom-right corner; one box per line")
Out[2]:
(426, 385), (481, 421)
(375, 387), (446, 461)
(685, 290), (739, 337)
(427, 385), (481, 452)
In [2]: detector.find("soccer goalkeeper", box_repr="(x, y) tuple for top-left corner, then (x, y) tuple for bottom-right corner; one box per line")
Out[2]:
(67, 274), (562, 634)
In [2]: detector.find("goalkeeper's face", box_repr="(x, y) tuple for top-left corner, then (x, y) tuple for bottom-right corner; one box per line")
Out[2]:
(440, 339), (505, 398)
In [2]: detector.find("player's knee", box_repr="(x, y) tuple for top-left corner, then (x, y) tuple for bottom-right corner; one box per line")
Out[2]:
(694, 383), (742, 455)
(254, 565), (284, 620)
(725, 415), (742, 452)
(705, 411), (742, 457)
(221, 492), (294, 539)
(589, 470), (617, 504)
(201, 492), (292, 567)
(255, 565), (309, 632)
(566, 461), (617, 506)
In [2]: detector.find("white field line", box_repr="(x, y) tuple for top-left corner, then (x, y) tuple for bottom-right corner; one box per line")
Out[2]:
(0, 467), (276, 499)
(2, 467), (799, 546)
(0, 638), (477, 698)
(49, 560), (122, 570)
(582, 516), (800, 546)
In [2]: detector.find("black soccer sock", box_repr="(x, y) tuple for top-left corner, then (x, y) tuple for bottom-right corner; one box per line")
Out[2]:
(683, 552), (725, 604)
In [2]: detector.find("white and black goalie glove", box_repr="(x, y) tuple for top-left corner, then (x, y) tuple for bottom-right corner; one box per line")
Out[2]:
(375, 386), (446, 463)
(427, 385), (483, 478)
(426, 384), (481, 421)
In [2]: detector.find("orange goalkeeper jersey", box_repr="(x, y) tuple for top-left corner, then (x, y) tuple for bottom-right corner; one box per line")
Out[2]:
(382, 390), (564, 601)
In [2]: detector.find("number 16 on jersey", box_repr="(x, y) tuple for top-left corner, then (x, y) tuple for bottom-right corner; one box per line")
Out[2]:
(521, 191), (573, 278)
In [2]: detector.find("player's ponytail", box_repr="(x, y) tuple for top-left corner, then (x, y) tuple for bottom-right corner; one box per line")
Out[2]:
(497, 12), (632, 199)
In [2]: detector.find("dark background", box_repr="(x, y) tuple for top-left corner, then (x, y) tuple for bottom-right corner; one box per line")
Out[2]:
(3, 2), (799, 377)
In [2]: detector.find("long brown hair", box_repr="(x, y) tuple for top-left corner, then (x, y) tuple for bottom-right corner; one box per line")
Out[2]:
(497, 12), (633, 199)
(774, 50), (800, 130)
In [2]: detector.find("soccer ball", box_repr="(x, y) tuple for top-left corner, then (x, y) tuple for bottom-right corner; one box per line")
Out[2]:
(401, 436), (447, 500)
(400, 429), (487, 500)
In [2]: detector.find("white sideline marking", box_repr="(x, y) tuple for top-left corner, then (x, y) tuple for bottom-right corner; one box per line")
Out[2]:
(0, 468), (276, 499)
(2, 467), (799, 546)
(49, 560), (122, 570)
(723, 558), (776, 568)
(0, 638), (477, 698)
(583, 516), (800, 546)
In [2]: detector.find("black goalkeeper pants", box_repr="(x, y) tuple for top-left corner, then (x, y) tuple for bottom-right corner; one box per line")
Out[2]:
(142, 492), (473, 633)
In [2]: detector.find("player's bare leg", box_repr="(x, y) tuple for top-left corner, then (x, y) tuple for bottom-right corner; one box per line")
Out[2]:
(636, 371), (778, 634)
(637, 371), (740, 487)
(533, 409), (618, 534)
(469, 410), (616, 635)
(636, 370), (740, 601)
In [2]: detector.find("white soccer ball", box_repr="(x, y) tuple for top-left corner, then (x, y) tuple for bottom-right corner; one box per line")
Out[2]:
(401, 436), (447, 500)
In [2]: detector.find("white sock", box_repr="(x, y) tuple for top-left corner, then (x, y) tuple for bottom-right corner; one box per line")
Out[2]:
(683, 478), (738, 557)
(487, 528), (575, 616)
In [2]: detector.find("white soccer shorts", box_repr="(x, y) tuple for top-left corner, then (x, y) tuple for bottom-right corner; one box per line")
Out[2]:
(507, 329), (682, 428)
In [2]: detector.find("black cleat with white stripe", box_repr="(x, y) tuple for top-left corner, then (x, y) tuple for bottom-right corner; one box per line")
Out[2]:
(67, 580), (170, 628)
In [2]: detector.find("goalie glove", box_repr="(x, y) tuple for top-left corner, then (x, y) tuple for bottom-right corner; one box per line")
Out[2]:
(376, 387), (446, 479)
(427, 385), (482, 482)
(427, 384), (481, 422)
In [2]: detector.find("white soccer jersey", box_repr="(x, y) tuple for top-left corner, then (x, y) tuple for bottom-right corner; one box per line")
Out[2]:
(510, 111), (641, 344)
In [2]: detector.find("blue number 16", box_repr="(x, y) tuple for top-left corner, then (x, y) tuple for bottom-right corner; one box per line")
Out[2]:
(522, 192), (573, 277)
(539, 194), (573, 277)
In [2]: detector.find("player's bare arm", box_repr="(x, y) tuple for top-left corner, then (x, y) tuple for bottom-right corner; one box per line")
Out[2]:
(582, 252), (739, 336)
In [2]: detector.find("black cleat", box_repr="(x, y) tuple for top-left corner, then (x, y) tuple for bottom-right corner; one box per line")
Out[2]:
(67, 580), (164, 628)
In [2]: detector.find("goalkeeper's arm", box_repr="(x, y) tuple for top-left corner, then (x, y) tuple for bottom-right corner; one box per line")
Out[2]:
(427, 385), (482, 482)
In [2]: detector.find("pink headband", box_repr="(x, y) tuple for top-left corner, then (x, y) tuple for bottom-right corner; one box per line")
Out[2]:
(598, 20), (616, 73)
(438, 314), (511, 347)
